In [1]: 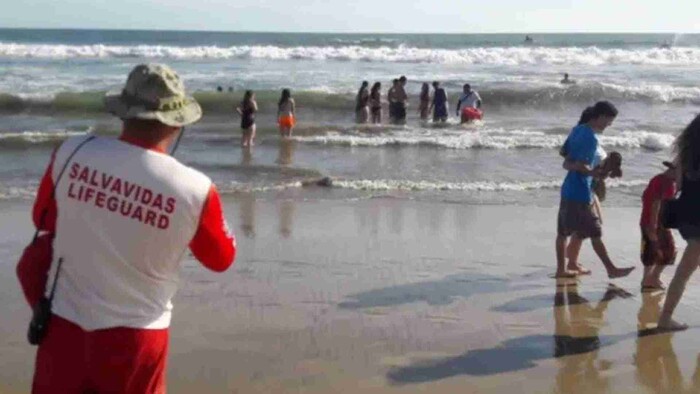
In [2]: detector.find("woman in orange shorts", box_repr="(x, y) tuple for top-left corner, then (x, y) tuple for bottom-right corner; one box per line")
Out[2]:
(278, 88), (296, 137)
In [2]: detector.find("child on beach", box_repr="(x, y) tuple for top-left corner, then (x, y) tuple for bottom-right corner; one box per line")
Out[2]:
(278, 88), (296, 137)
(236, 90), (257, 147)
(639, 161), (678, 291)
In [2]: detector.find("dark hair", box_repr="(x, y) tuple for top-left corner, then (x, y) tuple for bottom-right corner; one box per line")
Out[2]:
(216, 86), (223, 92)
(463, 83), (471, 90)
(242, 90), (254, 107)
(279, 88), (291, 107)
(421, 83), (430, 101)
(392, 78), (399, 85)
(371, 82), (381, 92)
(362, 81), (369, 87)
(399, 75), (407, 82)
(675, 114), (700, 178)
(577, 101), (618, 125)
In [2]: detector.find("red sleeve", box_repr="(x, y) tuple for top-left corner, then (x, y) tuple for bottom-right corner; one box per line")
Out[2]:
(189, 185), (236, 272)
(662, 178), (677, 200)
(32, 149), (58, 232)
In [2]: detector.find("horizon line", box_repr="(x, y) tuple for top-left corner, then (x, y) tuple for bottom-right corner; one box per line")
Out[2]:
(0, 26), (694, 35)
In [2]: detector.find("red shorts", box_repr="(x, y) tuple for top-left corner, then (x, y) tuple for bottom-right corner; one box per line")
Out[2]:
(32, 315), (168, 394)
(278, 115), (296, 128)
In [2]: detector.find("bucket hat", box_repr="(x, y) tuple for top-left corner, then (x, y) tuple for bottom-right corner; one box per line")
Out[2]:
(105, 64), (201, 127)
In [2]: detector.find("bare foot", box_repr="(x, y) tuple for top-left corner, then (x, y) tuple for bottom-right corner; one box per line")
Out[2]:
(608, 266), (635, 279)
(554, 270), (578, 278)
(567, 263), (592, 275)
(657, 318), (689, 332)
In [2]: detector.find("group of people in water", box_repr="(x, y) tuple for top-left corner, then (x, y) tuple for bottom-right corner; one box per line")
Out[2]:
(353, 76), (484, 125)
(232, 77), (487, 147)
(235, 88), (296, 147)
(556, 101), (700, 333)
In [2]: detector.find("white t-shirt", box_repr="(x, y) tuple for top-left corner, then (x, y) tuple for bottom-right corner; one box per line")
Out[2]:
(458, 91), (481, 109)
(48, 135), (212, 330)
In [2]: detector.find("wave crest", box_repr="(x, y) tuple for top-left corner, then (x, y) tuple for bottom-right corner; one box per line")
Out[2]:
(2, 43), (700, 66)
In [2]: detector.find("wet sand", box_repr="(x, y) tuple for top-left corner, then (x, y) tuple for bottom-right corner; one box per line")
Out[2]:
(2, 197), (700, 393)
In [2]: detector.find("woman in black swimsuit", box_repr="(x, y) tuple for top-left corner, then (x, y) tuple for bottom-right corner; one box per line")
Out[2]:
(236, 90), (258, 147)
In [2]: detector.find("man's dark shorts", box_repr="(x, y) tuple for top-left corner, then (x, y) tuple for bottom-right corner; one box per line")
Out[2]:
(679, 224), (700, 241)
(557, 198), (602, 239)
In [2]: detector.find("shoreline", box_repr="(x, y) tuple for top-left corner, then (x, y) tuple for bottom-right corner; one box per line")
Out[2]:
(1, 197), (698, 393)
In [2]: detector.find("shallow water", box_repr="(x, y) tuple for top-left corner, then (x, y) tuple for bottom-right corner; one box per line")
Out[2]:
(1, 30), (697, 206)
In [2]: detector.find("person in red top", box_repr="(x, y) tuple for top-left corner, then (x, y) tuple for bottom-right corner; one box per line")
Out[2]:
(20, 64), (236, 394)
(640, 161), (677, 291)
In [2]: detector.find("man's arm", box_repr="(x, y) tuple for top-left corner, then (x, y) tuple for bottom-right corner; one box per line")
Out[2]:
(33, 149), (58, 232)
(562, 158), (594, 176)
(189, 185), (236, 272)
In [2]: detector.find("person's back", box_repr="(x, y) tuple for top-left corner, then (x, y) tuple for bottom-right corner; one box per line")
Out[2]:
(459, 90), (480, 109)
(25, 63), (236, 394)
(50, 135), (219, 329)
(279, 98), (294, 115)
(434, 88), (447, 107)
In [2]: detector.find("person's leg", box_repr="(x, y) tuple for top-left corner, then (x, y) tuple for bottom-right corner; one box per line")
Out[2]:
(658, 239), (700, 330)
(556, 201), (576, 278)
(642, 265), (656, 287)
(249, 124), (256, 146)
(590, 237), (635, 278)
(556, 235), (576, 277)
(652, 266), (667, 287)
(566, 236), (590, 274)
(91, 326), (169, 394)
(32, 315), (88, 393)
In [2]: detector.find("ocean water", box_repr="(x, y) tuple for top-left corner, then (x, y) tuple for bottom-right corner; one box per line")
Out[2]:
(0, 29), (697, 206)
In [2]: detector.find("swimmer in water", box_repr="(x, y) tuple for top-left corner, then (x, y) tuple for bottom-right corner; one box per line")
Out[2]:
(561, 73), (576, 85)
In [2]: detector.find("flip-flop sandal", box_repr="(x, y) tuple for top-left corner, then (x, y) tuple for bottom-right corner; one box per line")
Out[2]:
(641, 285), (665, 292)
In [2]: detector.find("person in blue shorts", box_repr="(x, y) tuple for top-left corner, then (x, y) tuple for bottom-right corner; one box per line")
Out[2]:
(555, 101), (635, 279)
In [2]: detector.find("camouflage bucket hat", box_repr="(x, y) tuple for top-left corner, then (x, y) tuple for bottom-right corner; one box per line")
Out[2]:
(104, 63), (202, 127)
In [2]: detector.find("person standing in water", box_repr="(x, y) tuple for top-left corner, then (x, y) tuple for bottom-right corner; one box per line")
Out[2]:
(387, 79), (399, 124)
(236, 90), (258, 147)
(658, 114), (700, 331)
(277, 88), (296, 138)
(430, 81), (449, 123)
(456, 84), (482, 123)
(395, 75), (409, 125)
(418, 83), (430, 121)
(555, 101), (635, 279)
(369, 82), (382, 124)
(355, 81), (370, 124)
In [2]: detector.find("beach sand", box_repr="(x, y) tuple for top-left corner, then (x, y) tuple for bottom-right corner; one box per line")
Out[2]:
(2, 197), (700, 393)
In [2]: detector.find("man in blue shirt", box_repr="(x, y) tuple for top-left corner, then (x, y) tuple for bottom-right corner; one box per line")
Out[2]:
(556, 102), (635, 279)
